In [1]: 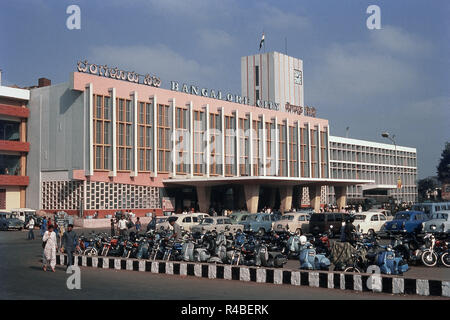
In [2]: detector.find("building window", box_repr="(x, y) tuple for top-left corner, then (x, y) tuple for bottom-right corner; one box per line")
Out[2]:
(320, 130), (328, 178)
(255, 66), (259, 87)
(93, 95), (111, 170)
(175, 106), (189, 174)
(310, 128), (319, 178)
(157, 104), (171, 173)
(239, 117), (250, 176)
(209, 113), (222, 175)
(266, 121), (275, 175)
(300, 127), (309, 177)
(224, 115), (236, 176)
(116, 98), (132, 171)
(193, 110), (205, 175)
(289, 125), (298, 177)
(256, 89), (260, 102)
(138, 102), (153, 172)
(278, 123), (287, 176)
(252, 119), (261, 175)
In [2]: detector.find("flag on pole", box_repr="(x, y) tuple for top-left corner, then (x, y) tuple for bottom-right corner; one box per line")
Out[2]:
(259, 32), (265, 51)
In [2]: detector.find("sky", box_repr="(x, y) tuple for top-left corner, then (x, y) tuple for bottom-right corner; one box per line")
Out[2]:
(1, 0), (449, 179)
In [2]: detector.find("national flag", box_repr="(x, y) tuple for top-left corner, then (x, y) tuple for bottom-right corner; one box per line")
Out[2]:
(259, 32), (265, 51)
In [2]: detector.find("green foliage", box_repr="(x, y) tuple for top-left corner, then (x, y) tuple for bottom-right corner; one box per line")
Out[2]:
(437, 142), (450, 183)
(417, 177), (438, 201)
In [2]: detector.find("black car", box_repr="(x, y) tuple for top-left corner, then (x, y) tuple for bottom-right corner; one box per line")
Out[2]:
(309, 212), (350, 237)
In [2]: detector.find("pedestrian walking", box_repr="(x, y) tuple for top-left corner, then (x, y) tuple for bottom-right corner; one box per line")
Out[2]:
(61, 224), (78, 269)
(135, 217), (141, 233)
(110, 219), (115, 236)
(41, 216), (47, 236)
(118, 216), (128, 237)
(58, 223), (65, 249)
(26, 217), (35, 240)
(42, 225), (57, 272)
(47, 217), (52, 229)
(54, 222), (59, 249)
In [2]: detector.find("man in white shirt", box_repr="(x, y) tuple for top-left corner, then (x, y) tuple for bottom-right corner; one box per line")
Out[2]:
(118, 217), (128, 237)
(26, 217), (35, 240)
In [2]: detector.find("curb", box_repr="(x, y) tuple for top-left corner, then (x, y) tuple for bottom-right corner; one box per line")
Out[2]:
(57, 254), (450, 298)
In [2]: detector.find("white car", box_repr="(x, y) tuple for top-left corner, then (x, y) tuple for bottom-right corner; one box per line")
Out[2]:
(155, 213), (209, 232)
(423, 211), (450, 233)
(354, 211), (388, 234)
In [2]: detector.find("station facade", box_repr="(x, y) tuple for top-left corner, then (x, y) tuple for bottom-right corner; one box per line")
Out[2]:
(23, 52), (417, 216)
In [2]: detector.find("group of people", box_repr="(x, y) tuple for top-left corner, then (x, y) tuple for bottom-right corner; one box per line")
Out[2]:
(41, 223), (78, 272)
(25, 214), (79, 272)
(110, 215), (142, 237)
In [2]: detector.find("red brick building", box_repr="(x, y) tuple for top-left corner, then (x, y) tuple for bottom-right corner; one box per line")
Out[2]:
(0, 84), (30, 209)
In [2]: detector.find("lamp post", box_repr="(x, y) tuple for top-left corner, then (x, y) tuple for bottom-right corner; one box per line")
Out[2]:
(381, 132), (400, 205)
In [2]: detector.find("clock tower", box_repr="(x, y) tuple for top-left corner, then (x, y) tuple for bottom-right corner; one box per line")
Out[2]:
(241, 51), (304, 114)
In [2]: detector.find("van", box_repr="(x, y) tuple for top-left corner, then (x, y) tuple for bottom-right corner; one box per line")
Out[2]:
(10, 208), (37, 223)
(411, 202), (450, 217)
(309, 213), (350, 237)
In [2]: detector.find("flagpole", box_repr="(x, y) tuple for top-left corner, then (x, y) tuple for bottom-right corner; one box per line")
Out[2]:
(264, 31), (266, 53)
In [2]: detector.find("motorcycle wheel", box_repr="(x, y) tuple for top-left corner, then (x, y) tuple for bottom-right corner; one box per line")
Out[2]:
(440, 252), (450, 268)
(344, 266), (362, 273)
(421, 251), (438, 267)
(85, 248), (98, 256)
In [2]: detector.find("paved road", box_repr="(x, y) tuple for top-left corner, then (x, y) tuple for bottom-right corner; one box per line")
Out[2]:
(0, 229), (448, 300)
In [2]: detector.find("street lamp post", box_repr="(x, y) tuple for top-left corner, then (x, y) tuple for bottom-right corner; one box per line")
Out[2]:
(381, 132), (400, 205)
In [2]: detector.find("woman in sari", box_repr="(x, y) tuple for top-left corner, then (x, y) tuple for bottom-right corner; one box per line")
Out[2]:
(43, 225), (57, 272)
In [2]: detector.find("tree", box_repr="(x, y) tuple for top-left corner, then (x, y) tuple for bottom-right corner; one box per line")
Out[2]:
(437, 142), (450, 183)
(417, 177), (438, 201)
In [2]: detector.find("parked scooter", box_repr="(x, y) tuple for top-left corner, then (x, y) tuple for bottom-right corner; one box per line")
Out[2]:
(298, 236), (331, 270)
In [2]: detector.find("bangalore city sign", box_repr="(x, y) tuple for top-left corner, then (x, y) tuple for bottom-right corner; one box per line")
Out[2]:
(76, 60), (161, 87)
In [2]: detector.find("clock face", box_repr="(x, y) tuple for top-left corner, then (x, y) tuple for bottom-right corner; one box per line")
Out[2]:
(294, 69), (302, 85)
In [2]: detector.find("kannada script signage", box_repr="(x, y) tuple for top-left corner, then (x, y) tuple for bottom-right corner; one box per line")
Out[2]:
(77, 60), (161, 87)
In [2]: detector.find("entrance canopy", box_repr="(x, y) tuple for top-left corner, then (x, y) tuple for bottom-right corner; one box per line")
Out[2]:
(163, 176), (375, 188)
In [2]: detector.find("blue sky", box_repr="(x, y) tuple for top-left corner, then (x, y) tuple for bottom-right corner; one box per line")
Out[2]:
(1, 0), (449, 179)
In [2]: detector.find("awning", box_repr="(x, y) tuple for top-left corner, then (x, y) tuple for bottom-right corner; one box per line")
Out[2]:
(162, 176), (375, 188)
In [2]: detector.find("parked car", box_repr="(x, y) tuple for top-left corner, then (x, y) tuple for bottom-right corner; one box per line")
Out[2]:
(191, 216), (242, 235)
(309, 212), (350, 237)
(0, 211), (25, 231)
(354, 211), (388, 234)
(155, 213), (208, 232)
(228, 211), (251, 225)
(273, 212), (310, 234)
(383, 211), (430, 234)
(146, 216), (167, 231)
(239, 213), (279, 235)
(367, 208), (394, 221)
(422, 211), (450, 233)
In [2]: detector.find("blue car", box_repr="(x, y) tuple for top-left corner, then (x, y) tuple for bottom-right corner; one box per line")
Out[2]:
(239, 213), (277, 235)
(383, 211), (430, 234)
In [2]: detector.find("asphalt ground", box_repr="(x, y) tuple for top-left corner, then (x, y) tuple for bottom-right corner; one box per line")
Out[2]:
(0, 228), (448, 300)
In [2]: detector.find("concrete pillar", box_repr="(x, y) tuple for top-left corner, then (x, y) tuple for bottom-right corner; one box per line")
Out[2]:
(244, 184), (260, 213)
(20, 187), (26, 208)
(280, 186), (293, 214)
(196, 186), (211, 213)
(335, 186), (347, 212)
(309, 185), (322, 213)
